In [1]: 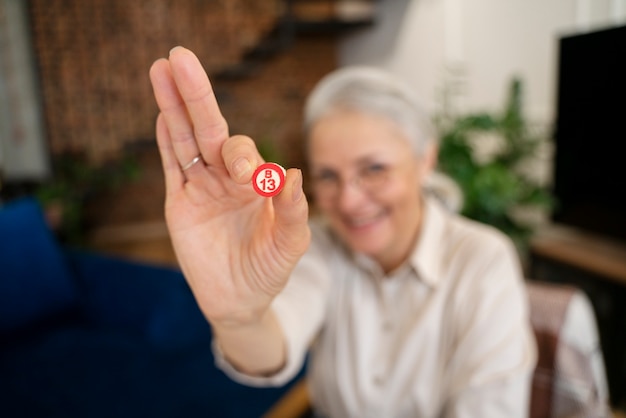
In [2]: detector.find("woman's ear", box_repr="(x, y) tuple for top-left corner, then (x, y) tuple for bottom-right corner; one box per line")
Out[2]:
(419, 142), (438, 178)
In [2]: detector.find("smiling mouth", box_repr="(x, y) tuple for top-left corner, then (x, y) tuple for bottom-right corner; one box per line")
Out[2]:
(344, 211), (388, 230)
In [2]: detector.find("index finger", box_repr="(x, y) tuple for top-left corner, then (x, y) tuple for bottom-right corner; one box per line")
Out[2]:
(168, 46), (230, 167)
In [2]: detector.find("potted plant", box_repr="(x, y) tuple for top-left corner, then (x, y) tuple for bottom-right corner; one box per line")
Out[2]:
(436, 78), (554, 257)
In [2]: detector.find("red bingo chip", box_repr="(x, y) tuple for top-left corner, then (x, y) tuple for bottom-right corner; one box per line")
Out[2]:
(252, 163), (286, 197)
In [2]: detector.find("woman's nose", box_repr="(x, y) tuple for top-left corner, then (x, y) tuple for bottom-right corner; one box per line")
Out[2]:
(336, 179), (370, 212)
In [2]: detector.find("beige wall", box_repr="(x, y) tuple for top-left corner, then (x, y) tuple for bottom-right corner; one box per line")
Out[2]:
(340, 0), (626, 124)
(338, 0), (626, 187)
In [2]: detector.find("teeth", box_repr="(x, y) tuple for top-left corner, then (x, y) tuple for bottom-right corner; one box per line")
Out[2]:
(348, 215), (380, 227)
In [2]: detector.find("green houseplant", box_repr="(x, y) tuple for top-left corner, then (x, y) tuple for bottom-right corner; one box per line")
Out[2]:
(436, 78), (554, 254)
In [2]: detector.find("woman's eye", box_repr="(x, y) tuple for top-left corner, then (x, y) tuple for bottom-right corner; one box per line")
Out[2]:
(362, 164), (387, 177)
(313, 171), (339, 183)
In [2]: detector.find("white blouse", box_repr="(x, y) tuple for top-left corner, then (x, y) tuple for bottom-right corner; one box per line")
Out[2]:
(215, 197), (537, 418)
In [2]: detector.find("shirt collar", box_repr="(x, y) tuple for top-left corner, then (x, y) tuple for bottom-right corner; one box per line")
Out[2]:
(408, 196), (447, 288)
(349, 196), (448, 287)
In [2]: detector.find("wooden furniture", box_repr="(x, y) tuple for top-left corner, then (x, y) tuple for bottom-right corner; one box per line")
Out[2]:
(529, 224), (626, 409)
(87, 221), (178, 267)
(529, 224), (626, 286)
(263, 379), (311, 418)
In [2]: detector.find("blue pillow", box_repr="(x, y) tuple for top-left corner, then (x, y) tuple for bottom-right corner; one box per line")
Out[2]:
(0, 197), (78, 333)
(71, 251), (212, 349)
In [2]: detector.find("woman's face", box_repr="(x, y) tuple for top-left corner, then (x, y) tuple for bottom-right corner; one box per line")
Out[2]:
(308, 109), (433, 272)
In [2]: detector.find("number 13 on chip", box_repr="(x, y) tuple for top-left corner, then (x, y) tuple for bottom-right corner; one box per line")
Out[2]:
(252, 163), (286, 198)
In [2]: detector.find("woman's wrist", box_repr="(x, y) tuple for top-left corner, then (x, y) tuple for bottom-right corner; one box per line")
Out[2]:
(212, 308), (287, 376)
(209, 306), (272, 333)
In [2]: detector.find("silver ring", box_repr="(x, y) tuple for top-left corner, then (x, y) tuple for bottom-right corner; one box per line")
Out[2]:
(181, 155), (203, 171)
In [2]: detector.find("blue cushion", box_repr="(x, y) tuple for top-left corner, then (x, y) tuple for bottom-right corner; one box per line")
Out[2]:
(0, 197), (77, 333)
(69, 251), (212, 349)
(0, 326), (303, 418)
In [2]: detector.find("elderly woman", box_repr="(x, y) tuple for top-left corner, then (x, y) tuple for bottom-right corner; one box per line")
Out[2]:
(149, 47), (536, 418)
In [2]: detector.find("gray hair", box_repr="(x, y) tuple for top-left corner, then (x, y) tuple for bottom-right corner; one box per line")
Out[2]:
(303, 66), (437, 156)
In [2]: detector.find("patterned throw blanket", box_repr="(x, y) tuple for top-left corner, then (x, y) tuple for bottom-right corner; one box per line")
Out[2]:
(527, 281), (610, 417)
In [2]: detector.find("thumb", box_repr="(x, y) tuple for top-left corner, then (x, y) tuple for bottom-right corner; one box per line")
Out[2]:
(272, 168), (311, 259)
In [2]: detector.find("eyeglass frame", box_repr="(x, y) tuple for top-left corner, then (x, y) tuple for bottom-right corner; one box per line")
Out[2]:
(309, 158), (418, 201)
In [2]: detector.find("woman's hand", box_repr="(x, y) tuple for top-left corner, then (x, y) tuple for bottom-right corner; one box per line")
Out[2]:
(149, 47), (310, 328)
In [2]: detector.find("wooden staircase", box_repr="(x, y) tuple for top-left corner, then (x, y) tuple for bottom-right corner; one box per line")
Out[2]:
(215, 0), (376, 80)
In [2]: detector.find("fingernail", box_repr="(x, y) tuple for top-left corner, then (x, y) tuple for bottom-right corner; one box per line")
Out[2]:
(169, 46), (184, 56)
(232, 157), (252, 180)
(292, 170), (303, 202)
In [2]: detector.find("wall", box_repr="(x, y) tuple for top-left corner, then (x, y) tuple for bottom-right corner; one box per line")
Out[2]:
(339, 0), (626, 188)
(0, 0), (49, 181)
(27, 0), (280, 163)
(340, 0), (626, 128)
(87, 36), (337, 226)
(21, 1), (340, 226)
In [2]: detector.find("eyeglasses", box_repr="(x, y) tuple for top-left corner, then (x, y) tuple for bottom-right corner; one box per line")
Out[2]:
(311, 163), (393, 200)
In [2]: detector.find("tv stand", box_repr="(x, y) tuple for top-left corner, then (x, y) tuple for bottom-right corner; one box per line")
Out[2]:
(529, 224), (626, 408)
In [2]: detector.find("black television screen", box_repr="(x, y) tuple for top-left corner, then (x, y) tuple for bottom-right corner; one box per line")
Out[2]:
(552, 24), (626, 243)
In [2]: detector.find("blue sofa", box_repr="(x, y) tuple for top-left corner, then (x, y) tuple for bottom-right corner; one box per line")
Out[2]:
(0, 198), (301, 418)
